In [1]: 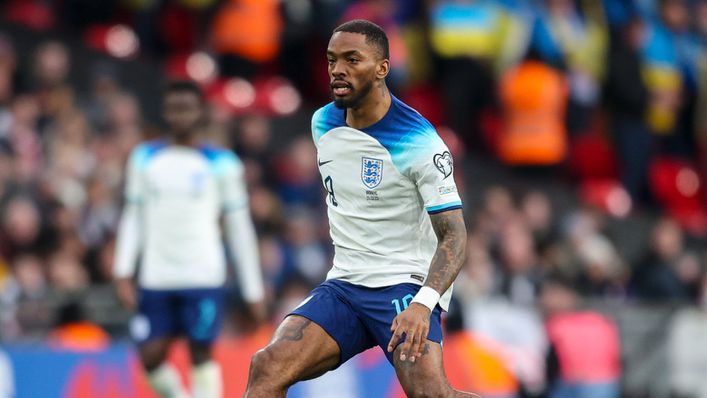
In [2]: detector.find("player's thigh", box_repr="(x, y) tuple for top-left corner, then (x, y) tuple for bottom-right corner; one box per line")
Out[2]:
(250, 281), (374, 384)
(359, 283), (444, 364)
(251, 315), (340, 383)
(394, 342), (453, 397)
(177, 288), (225, 344)
(132, 289), (180, 369)
(288, 281), (378, 365)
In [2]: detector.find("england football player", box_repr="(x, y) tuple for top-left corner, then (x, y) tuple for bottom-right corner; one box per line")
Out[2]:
(245, 20), (478, 398)
(113, 81), (265, 398)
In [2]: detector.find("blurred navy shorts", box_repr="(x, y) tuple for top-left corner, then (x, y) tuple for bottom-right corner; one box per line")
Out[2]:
(131, 287), (225, 344)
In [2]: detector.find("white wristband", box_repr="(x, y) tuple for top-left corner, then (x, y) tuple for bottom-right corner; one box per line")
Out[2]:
(411, 286), (440, 312)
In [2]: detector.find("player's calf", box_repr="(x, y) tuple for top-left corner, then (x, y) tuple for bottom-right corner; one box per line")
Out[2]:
(147, 363), (191, 398)
(192, 360), (222, 398)
(188, 341), (222, 398)
(137, 338), (190, 398)
(394, 343), (480, 398)
(401, 378), (454, 398)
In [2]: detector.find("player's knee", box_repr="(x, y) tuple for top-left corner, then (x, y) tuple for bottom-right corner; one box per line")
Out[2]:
(140, 353), (165, 372)
(248, 344), (301, 390)
(248, 347), (283, 383)
(189, 342), (212, 365)
(140, 349), (166, 372)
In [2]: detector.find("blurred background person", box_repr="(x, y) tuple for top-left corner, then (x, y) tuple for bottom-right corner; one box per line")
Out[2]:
(112, 81), (265, 398)
(540, 274), (622, 398)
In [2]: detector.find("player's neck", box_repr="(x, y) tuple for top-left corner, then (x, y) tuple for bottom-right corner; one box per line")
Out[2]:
(345, 86), (391, 130)
(169, 132), (199, 147)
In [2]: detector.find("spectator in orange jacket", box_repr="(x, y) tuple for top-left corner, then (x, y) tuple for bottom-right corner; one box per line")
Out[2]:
(498, 57), (569, 167)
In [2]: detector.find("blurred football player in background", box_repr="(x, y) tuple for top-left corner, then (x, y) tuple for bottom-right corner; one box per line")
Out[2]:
(113, 81), (265, 398)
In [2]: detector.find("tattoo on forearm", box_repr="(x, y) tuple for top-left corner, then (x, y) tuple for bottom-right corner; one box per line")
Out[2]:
(426, 209), (466, 293)
(280, 318), (311, 341)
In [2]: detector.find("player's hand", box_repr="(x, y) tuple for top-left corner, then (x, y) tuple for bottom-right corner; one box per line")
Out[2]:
(387, 302), (431, 363)
(115, 278), (137, 311)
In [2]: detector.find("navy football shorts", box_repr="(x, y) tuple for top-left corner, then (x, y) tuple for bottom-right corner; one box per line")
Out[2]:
(131, 287), (225, 345)
(289, 279), (443, 367)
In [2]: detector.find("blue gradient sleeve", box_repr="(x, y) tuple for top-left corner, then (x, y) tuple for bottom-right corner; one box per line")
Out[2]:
(391, 131), (462, 214)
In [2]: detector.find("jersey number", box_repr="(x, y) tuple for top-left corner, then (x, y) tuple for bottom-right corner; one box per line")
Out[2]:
(324, 176), (338, 207)
(392, 294), (415, 315)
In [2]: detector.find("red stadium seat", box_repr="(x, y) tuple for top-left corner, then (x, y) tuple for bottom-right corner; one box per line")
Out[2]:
(579, 179), (632, 218)
(570, 133), (619, 180)
(649, 157), (707, 235)
(4, 0), (54, 31)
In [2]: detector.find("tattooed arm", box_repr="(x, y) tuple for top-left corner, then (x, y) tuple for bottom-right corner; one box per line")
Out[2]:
(387, 208), (466, 363)
(424, 208), (467, 294)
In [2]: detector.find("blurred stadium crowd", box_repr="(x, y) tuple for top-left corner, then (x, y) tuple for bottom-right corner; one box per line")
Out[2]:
(2, 0), (707, 396)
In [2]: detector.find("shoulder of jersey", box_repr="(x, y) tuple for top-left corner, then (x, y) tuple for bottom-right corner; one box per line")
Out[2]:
(310, 97), (439, 146)
(130, 139), (168, 167)
(373, 98), (443, 174)
(133, 139), (167, 154)
(197, 143), (243, 176)
(197, 143), (239, 162)
(311, 102), (345, 144)
(130, 140), (241, 172)
(380, 97), (438, 144)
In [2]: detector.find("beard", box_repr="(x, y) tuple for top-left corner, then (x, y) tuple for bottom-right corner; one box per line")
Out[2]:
(332, 79), (374, 109)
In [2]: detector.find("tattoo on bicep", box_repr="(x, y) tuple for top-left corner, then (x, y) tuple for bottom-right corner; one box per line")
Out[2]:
(279, 318), (311, 341)
(426, 210), (467, 293)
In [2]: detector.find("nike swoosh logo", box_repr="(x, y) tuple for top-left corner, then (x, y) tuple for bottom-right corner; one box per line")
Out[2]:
(318, 159), (333, 166)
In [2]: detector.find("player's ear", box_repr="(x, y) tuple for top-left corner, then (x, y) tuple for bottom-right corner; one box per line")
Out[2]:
(376, 59), (390, 80)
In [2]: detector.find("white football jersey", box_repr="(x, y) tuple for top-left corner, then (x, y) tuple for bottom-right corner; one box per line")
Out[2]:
(312, 96), (463, 310)
(123, 142), (248, 289)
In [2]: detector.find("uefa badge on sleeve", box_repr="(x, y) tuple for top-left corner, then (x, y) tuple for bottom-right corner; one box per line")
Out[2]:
(433, 151), (453, 179)
(361, 157), (383, 189)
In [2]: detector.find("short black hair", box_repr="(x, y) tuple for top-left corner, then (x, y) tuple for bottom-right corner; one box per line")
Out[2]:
(163, 80), (204, 103)
(333, 19), (389, 60)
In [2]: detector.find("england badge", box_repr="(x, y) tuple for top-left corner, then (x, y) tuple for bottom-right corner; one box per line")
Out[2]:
(361, 157), (383, 189)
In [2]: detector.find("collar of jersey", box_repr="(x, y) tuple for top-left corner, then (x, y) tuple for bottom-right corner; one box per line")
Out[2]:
(336, 94), (400, 135)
